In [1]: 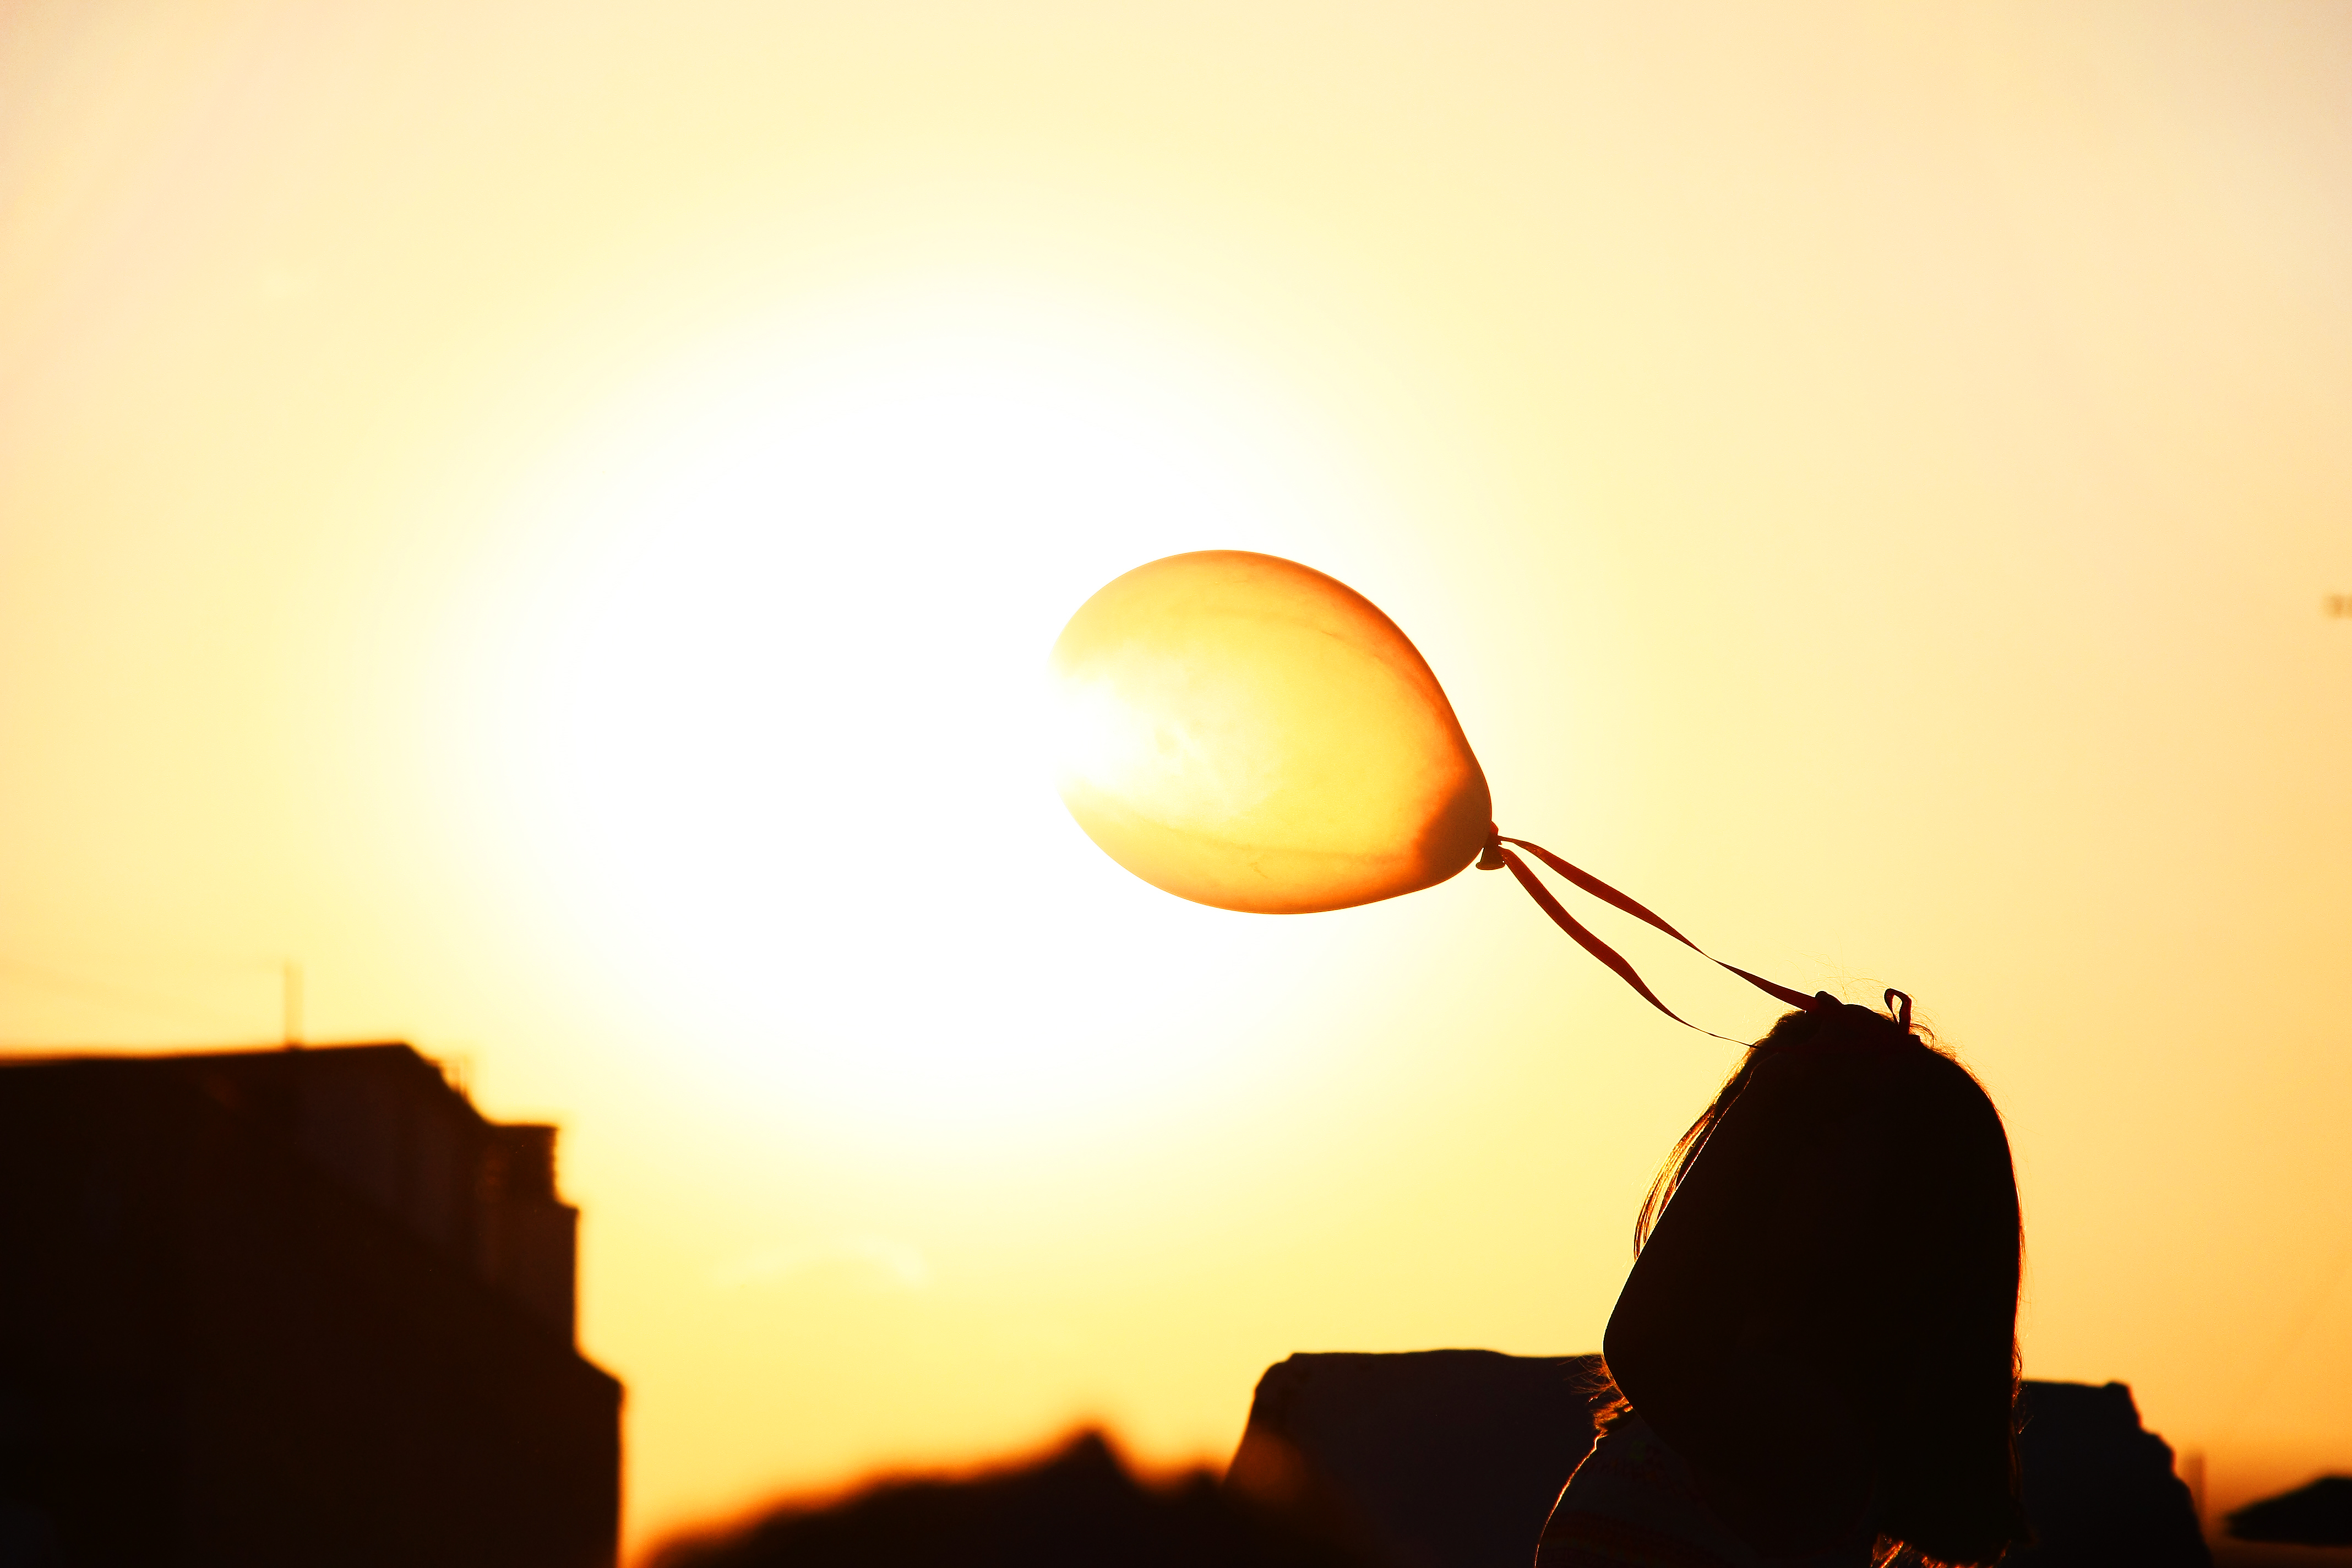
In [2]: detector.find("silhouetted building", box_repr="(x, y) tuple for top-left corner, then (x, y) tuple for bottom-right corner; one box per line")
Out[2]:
(0, 1043), (621, 1567)
(1227, 1351), (2211, 1568)
(2228, 1476), (2352, 1547)
(2010, 1379), (2213, 1566)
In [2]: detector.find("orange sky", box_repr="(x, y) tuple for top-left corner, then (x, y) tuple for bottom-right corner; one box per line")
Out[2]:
(4, 1), (2349, 1555)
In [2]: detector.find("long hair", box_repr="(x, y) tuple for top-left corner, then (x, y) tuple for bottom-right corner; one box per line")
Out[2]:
(1634, 1001), (2028, 1567)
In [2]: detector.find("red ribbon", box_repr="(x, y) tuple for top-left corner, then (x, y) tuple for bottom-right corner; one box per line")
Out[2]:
(1480, 824), (1827, 1043)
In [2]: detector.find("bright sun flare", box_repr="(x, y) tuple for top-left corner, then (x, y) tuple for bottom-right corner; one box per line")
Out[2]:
(447, 279), (1384, 1156)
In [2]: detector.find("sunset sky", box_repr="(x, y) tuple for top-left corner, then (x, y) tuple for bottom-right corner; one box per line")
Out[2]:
(4, 1), (2349, 1555)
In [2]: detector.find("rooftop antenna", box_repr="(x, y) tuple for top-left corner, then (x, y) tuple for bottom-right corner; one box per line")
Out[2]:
(282, 960), (303, 1047)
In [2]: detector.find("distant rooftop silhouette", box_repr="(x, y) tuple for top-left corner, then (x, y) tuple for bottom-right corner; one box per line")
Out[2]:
(650, 1430), (1377, 1568)
(2228, 1476), (2352, 1547)
(0, 1042), (620, 1567)
(1226, 1352), (2212, 1568)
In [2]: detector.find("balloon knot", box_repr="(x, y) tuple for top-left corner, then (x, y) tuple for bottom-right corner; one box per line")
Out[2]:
(1477, 824), (1506, 871)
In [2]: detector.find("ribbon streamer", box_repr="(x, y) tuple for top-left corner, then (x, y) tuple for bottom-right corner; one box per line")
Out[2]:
(1480, 825), (1827, 1043)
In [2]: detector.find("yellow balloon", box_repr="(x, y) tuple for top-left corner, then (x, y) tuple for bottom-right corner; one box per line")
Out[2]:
(1049, 550), (1493, 914)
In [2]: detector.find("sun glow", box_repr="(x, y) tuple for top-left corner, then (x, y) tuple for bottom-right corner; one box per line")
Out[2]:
(443, 280), (1386, 1159)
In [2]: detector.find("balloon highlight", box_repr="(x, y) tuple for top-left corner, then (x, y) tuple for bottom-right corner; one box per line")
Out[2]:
(1048, 551), (1491, 914)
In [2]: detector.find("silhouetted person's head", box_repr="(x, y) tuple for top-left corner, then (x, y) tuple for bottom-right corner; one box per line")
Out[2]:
(1611, 1000), (2027, 1567)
